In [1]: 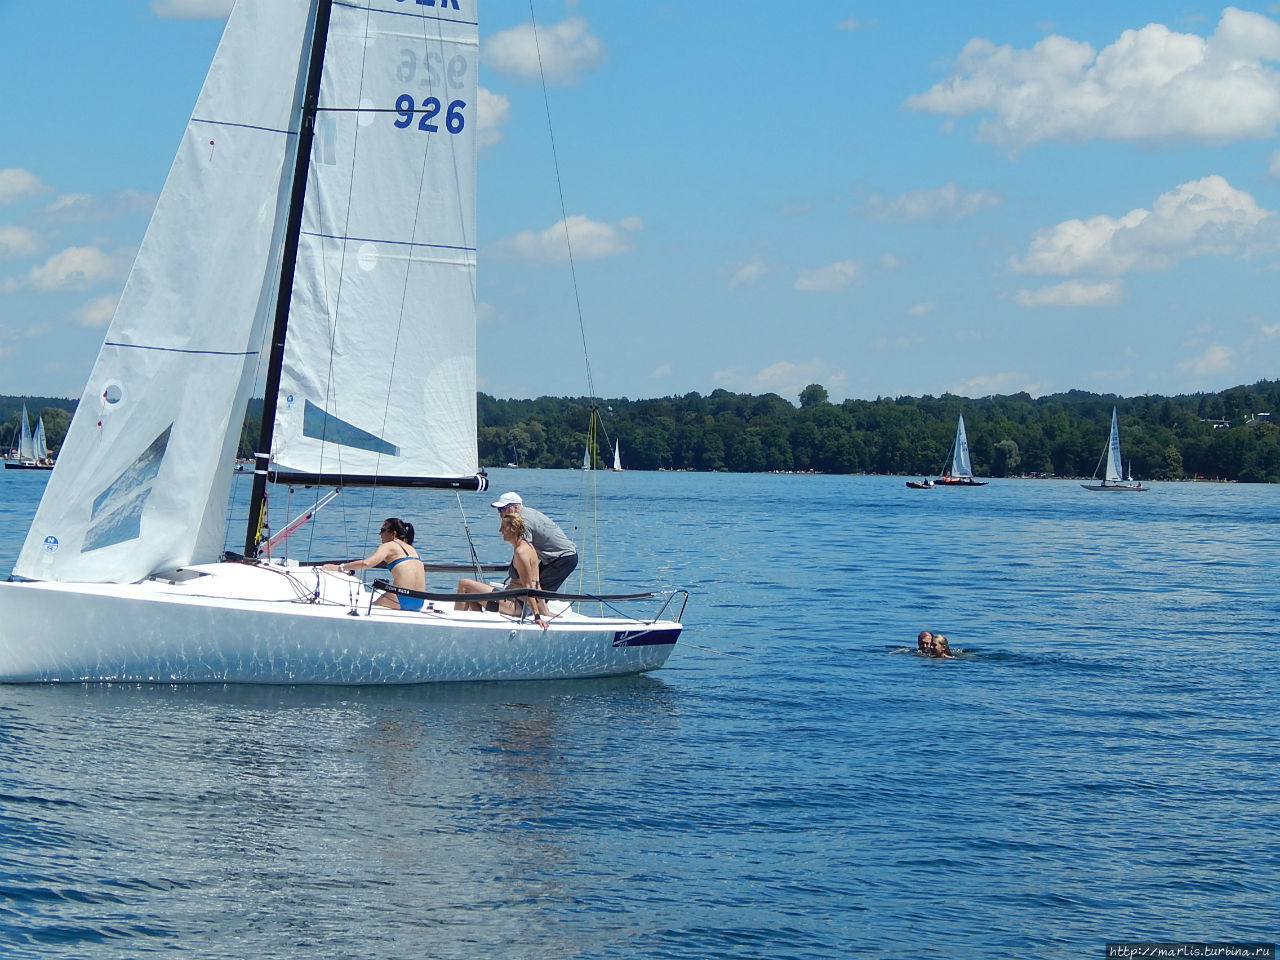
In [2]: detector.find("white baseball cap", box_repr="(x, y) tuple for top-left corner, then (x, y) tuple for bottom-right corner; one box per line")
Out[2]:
(490, 491), (523, 508)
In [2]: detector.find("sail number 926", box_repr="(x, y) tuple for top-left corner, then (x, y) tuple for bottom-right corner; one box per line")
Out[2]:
(393, 95), (467, 133)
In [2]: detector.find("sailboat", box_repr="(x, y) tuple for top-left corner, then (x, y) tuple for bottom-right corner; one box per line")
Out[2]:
(612, 441), (623, 472)
(3, 404), (53, 471)
(933, 415), (987, 487)
(0, 0), (684, 684)
(1081, 408), (1145, 491)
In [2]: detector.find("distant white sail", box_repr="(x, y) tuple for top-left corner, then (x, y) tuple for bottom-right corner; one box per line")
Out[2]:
(1104, 408), (1123, 483)
(17, 404), (34, 461)
(951, 415), (973, 478)
(613, 441), (622, 471)
(32, 417), (47, 461)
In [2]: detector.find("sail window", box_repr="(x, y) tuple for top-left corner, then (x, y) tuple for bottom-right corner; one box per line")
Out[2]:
(302, 399), (399, 456)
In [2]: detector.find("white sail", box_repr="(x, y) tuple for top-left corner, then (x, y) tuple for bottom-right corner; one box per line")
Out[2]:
(15, 0), (315, 583)
(951, 415), (973, 478)
(270, 2), (479, 485)
(32, 417), (47, 461)
(613, 442), (622, 471)
(1104, 408), (1123, 483)
(582, 445), (591, 470)
(16, 404), (34, 461)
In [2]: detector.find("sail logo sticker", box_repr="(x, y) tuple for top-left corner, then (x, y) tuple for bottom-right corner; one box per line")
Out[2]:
(43, 536), (59, 554)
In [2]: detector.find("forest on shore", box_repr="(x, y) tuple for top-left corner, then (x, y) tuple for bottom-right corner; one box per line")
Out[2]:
(5, 379), (1279, 482)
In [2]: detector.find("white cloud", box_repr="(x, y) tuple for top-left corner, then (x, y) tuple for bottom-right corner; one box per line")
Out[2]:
(1011, 176), (1270, 277)
(484, 17), (605, 85)
(477, 87), (511, 148)
(951, 372), (1045, 396)
(1269, 150), (1280, 177)
(150, 0), (233, 17)
(837, 18), (863, 31)
(907, 299), (937, 317)
(715, 360), (848, 400)
(880, 253), (903, 271)
(73, 293), (120, 328)
(795, 259), (860, 292)
(863, 182), (1001, 222)
(44, 189), (155, 222)
(1179, 344), (1235, 375)
(649, 363), (672, 379)
(491, 215), (640, 261)
(728, 254), (767, 288)
(0, 225), (42, 258)
(906, 7), (1280, 149)
(1015, 279), (1124, 307)
(2, 246), (125, 293)
(0, 169), (46, 204)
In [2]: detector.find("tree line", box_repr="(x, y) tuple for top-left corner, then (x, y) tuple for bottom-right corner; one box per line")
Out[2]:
(5, 380), (1279, 482)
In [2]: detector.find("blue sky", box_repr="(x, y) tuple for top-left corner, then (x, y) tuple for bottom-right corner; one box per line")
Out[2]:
(2, 1), (1280, 405)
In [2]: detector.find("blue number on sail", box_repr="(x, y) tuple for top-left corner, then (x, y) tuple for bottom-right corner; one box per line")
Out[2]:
(393, 96), (466, 133)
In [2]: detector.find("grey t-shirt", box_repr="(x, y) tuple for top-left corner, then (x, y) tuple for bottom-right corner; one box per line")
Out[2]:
(518, 506), (576, 560)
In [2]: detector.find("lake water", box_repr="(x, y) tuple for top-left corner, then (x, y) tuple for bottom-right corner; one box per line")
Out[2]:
(1, 468), (1276, 958)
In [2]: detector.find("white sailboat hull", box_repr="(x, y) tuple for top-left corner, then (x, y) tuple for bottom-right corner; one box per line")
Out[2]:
(0, 563), (680, 684)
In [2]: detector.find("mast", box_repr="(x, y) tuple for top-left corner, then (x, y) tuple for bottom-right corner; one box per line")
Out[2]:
(244, 0), (334, 557)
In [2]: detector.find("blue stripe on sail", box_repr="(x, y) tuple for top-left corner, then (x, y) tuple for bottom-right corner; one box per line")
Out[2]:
(303, 400), (399, 457)
(190, 118), (296, 136)
(300, 230), (477, 254)
(104, 342), (259, 357)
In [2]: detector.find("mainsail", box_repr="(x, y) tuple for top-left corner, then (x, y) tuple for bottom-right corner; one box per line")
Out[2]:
(951, 415), (973, 478)
(1104, 408), (1123, 483)
(32, 418), (47, 461)
(16, 0), (482, 582)
(269, 2), (479, 487)
(16, 404), (34, 461)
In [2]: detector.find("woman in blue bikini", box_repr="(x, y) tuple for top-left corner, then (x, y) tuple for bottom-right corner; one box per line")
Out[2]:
(324, 517), (426, 610)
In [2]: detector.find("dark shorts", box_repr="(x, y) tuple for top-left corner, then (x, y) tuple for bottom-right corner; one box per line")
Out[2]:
(538, 553), (578, 592)
(506, 553), (578, 593)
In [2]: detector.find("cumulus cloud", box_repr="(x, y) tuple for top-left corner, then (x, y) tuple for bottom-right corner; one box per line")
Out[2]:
(484, 17), (605, 85)
(0, 169), (47, 205)
(44, 189), (155, 223)
(1179, 344), (1235, 375)
(491, 215), (641, 261)
(906, 7), (1280, 149)
(1, 246), (125, 293)
(795, 260), (860, 292)
(728, 254), (767, 288)
(951, 372), (1045, 396)
(863, 182), (1001, 222)
(151, 0), (233, 17)
(715, 360), (848, 400)
(477, 87), (512, 148)
(1015, 279), (1124, 307)
(73, 293), (120, 328)
(0, 226), (42, 259)
(1011, 175), (1270, 277)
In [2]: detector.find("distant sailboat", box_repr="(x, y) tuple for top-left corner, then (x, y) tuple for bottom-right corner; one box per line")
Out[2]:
(934, 415), (987, 487)
(612, 441), (622, 472)
(582, 444), (591, 470)
(1081, 408), (1144, 491)
(4, 404), (53, 471)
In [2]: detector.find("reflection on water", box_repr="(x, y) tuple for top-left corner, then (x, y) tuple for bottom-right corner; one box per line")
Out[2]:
(2, 471), (1279, 957)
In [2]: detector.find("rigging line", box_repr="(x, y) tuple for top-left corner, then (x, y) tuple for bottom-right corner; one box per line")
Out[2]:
(455, 490), (485, 580)
(528, 1), (596, 404)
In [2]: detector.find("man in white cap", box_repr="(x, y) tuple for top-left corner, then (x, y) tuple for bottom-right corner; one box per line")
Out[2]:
(490, 492), (579, 592)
